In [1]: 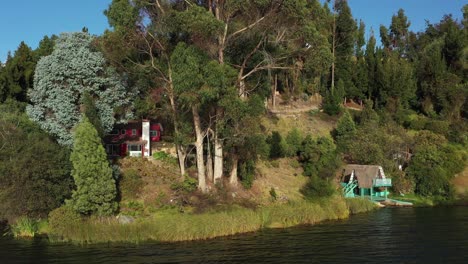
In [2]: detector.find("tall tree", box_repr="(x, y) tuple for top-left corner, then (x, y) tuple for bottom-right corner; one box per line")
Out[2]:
(69, 116), (117, 216)
(27, 32), (133, 146)
(0, 42), (35, 102)
(333, 0), (357, 99)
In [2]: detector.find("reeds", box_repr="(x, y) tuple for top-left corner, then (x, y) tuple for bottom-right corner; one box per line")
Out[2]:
(345, 198), (377, 214)
(9, 217), (38, 238)
(48, 196), (372, 244)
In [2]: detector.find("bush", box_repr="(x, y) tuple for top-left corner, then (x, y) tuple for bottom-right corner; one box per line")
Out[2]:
(171, 177), (198, 193)
(285, 128), (303, 157)
(267, 131), (286, 159)
(239, 160), (256, 189)
(119, 169), (143, 200)
(301, 176), (336, 200)
(425, 120), (450, 136)
(48, 205), (82, 235)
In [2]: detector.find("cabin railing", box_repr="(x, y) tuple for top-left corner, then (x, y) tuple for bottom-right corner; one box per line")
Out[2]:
(373, 178), (392, 187)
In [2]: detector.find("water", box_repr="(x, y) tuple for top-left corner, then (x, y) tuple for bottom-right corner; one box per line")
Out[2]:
(1, 207), (467, 264)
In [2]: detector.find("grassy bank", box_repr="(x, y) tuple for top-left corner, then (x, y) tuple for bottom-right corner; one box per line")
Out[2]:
(46, 196), (375, 244)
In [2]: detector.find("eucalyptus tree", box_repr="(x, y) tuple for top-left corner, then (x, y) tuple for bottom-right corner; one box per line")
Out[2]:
(102, 0), (202, 178)
(27, 32), (133, 146)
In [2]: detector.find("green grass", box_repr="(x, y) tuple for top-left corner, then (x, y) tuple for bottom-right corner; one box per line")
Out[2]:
(345, 198), (378, 214)
(9, 217), (39, 238)
(47, 196), (368, 244)
(390, 194), (442, 207)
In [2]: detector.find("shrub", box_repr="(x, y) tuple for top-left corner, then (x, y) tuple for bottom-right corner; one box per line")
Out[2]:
(239, 160), (256, 189)
(425, 120), (450, 136)
(153, 151), (171, 160)
(301, 176), (336, 200)
(119, 169), (143, 200)
(285, 128), (303, 157)
(48, 205), (82, 235)
(267, 131), (286, 159)
(171, 177), (198, 193)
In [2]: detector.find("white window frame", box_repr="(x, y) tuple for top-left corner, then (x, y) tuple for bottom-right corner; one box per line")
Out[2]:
(132, 129), (137, 136)
(150, 130), (158, 137)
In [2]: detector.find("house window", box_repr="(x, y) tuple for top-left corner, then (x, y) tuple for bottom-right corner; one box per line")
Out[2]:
(128, 144), (142, 152)
(150, 130), (158, 137)
(121, 129), (126, 135)
(132, 129), (137, 136)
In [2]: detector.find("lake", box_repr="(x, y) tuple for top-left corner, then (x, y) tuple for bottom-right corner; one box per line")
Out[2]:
(1, 207), (467, 263)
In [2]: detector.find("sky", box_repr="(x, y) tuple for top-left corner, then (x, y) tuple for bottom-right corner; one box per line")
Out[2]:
(0, 0), (466, 62)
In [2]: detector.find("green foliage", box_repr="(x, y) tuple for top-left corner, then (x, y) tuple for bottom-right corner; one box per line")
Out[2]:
(332, 110), (357, 150)
(345, 198), (377, 214)
(0, 102), (73, 221)
(269, 188), (278, 201)
(48, 205), (82, 235)
(267, 131), (286, 159)
(82, 92), (104, 138)
(407, 144), (465, 198)
(239, 160), (256, 189)
(300, 176), (336, 200)
(9, 217), (39, 238)
(118, 169), (143, 200)
(27, 32), (133, 146)
(299, 136), (340, 178)
(69, 116), (117, 216)
(285, 128), (303, 157)
(171, 177), (198, 194)
(0, 42), (35, 103)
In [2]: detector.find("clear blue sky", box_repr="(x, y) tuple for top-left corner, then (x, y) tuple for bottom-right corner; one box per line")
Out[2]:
(0, 0), (466, 62)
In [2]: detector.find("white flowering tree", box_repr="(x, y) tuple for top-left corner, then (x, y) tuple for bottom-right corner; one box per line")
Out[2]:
(27, 32), (133, 146)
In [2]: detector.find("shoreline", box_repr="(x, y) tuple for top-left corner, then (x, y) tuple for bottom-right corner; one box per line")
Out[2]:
(10, 196), (376, 244)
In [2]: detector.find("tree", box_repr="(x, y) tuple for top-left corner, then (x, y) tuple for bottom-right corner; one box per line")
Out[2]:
(69, 116), (117, 216)
(299, 135), (340, 179)
(0, 42), (35, 103)
(334, 109), (356, 145)
(27, 32), (133, 146)
(333, 0), (357, 98)
(0, 101), (73, 221)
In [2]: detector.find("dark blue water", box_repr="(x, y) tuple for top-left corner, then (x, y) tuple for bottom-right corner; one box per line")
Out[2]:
(1, 207), (467, 263)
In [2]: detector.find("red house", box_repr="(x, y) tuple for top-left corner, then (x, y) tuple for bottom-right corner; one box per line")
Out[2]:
(104, 120), (163, 157)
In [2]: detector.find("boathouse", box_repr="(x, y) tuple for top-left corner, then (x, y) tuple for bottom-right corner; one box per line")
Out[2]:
(341, 164), (392, 200)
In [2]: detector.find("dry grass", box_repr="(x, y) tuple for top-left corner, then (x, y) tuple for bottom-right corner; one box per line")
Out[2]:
(47, 196), (360, 244)
(251, 158), (308, 204)
(261, 112), (337, 139)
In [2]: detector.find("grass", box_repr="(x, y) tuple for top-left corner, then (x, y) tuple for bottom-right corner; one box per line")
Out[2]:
(47, 196), (370, 244)
(345, 198), (378, 214)
(9, 217), (39, 238)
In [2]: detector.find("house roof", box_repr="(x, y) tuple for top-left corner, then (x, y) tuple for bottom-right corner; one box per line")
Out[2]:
(343, 164), (383, 189)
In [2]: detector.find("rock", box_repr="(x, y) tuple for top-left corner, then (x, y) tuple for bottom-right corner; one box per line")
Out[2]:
(116, 215), (135, 224)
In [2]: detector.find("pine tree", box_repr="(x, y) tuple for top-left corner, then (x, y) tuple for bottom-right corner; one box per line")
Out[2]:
(69, 116), (117, 216)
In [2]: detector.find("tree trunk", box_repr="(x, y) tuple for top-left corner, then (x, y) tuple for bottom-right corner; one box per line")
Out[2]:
(206, 140), (214, 183)
(213, 126), (223, 184)
(272, 74), (277, 109)
(192, 105), (206, 192)
(177, 145), (186, 177)
(168, 81), (186, 180)
(229, 154), (238, 187)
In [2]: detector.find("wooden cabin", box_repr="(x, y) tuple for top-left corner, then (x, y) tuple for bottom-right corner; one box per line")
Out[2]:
(341, 164), (392, 200)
